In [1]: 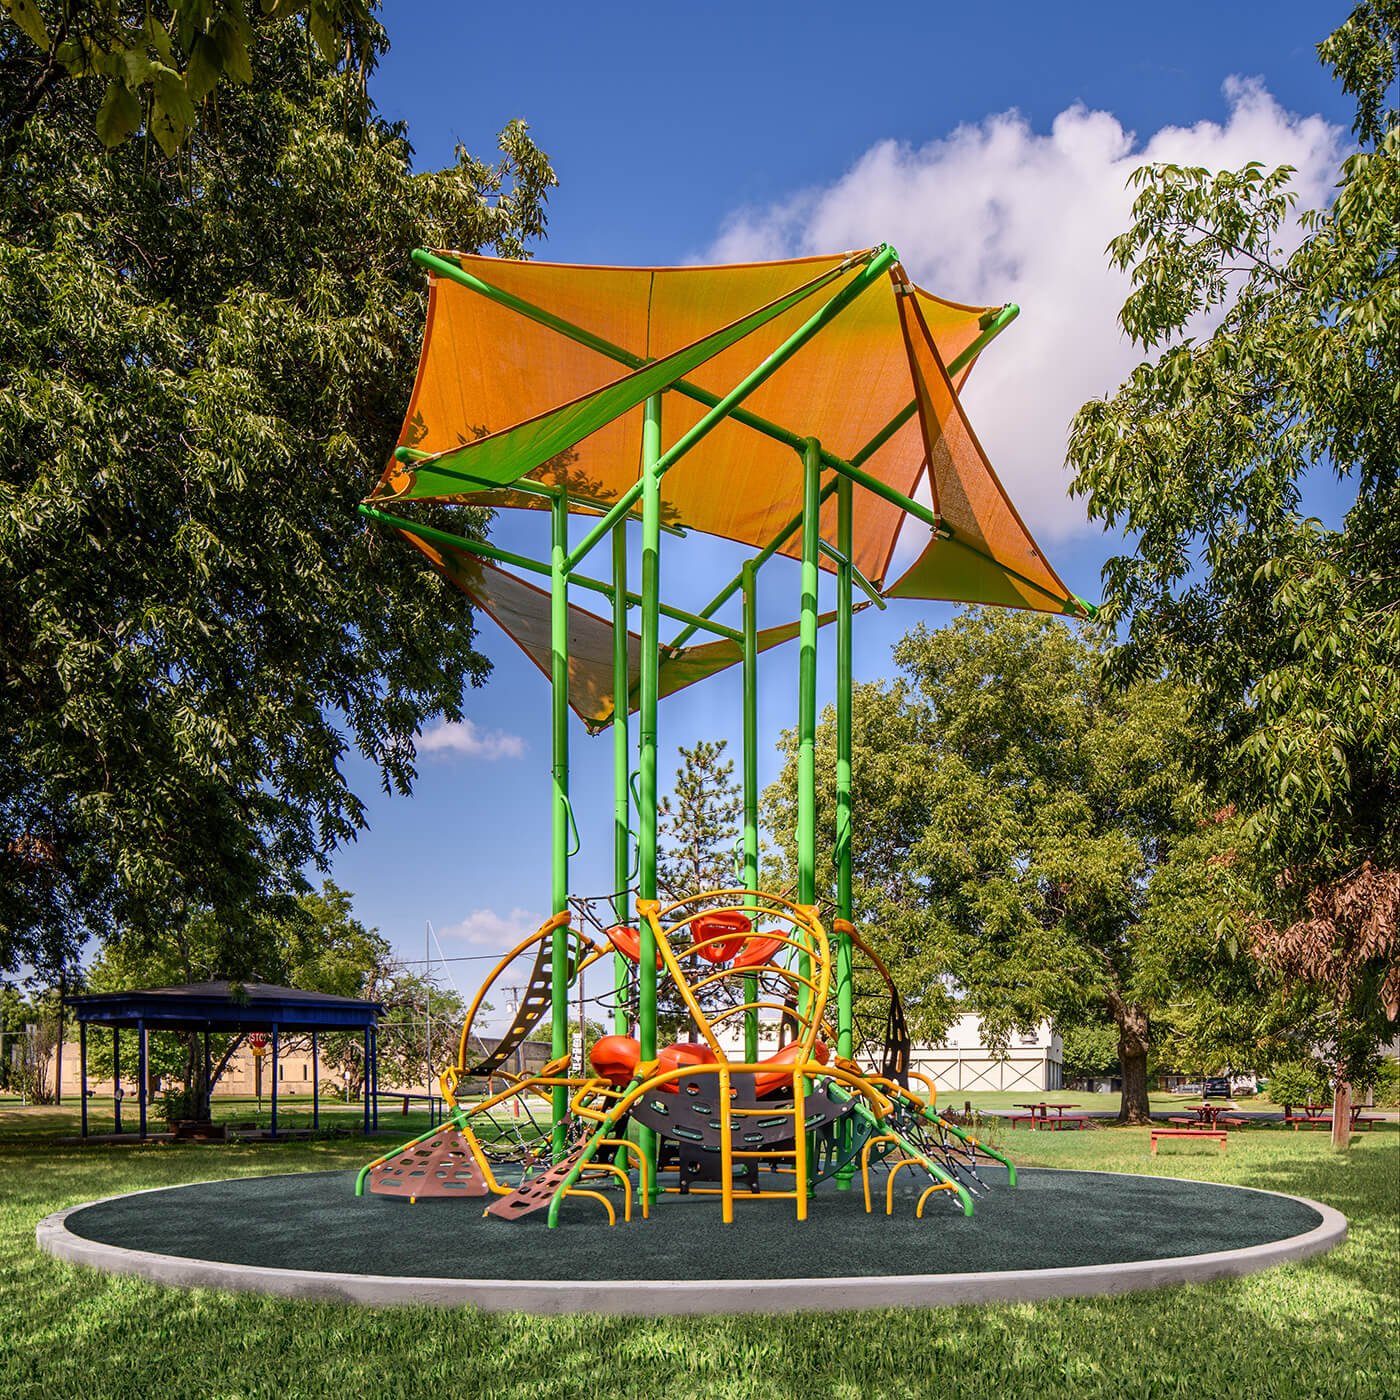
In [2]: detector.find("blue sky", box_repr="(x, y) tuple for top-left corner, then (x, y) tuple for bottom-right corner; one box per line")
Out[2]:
(330, 2), (1358, 1009)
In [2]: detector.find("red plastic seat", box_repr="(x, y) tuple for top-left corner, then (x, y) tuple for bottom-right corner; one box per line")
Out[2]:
(753, 1040), (830, 1096)
(732, 933), (788, 969)
(653, 1040), (719, 1092)
(605, 924), (662, 970)
(588, 1034), (641, 1086)
(691, 910), (751, 963)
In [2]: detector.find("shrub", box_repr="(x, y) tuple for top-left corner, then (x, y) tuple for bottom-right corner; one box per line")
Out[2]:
(1264, 1058), (1329, 1109)
(1373, 1059), (1400, 1110)
(158, 1087), (206, 1128)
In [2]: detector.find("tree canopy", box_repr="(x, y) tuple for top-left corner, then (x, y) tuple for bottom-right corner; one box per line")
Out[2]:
(657, 739), (743, 902)
(0, 7), (556, 979)
(766, 611), (1220, 1122)
(1066, 1), (1399, 1116)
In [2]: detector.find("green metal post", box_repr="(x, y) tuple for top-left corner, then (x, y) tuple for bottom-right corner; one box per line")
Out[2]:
(834, 474), (856, 1191)
(637, 395), (662, 1194)
(836, 473), (854, 1051)
(796, 439), (821, 1015)
(612, 525), (631, 1036)
(741, 560), (760, 1065)
(549, 494), (570, 1159)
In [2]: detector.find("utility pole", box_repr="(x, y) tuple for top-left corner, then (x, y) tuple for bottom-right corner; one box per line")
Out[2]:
(424, 921), (432, 1096)
(505, 987), (525, 1076)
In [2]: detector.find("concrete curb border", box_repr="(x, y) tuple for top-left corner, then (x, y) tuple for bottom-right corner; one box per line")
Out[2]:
(35, 1171), (1347, 1316)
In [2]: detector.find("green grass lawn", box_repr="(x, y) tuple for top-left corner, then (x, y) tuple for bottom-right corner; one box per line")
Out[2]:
(1, 1104), (1396, 1400)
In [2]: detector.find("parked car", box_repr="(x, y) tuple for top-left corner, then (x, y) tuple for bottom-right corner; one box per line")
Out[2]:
(1203, 1077), (1232, 1098)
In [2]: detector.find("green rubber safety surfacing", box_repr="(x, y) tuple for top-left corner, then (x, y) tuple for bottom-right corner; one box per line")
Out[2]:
(58, 1168), (1322, 1283)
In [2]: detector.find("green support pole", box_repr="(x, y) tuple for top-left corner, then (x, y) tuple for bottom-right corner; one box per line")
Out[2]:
(796, 439), (821, 1016)
(612, 525), (631, 1036)
(549, 494), (570, 1160)
(741, 559), (760, 1065)
(834, 474), (856, 1191)
(637, 395), (662, 1194)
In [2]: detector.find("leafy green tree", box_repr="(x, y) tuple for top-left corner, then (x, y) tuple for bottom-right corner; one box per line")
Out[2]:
(0, 10), (556, 980)
(657, 739), (744, 901)
(1066, 2), (1399, 1140)
(81, 878), (392, 1109)
(763, 679), (961, 1047)
(1, 1), (383, 156)
(1059, 1023), (1120, 1086)
(767, 612), (1215, 1122)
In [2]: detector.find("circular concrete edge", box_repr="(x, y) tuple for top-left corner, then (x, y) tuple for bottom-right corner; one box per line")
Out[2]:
(35, 1170), (1348, 1317)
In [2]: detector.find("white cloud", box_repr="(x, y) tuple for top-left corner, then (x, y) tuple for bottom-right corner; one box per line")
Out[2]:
(437, 906), (541, 948)
(704, 78), (1343, 543)
(416, 718), (526, 760)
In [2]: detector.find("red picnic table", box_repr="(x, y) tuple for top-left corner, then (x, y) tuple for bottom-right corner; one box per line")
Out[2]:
(1289, 1104), (1383, 1131)
(1009, 1102), (1084, 1129)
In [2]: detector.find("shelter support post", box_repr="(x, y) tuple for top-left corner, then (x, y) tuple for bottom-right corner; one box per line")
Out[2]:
(112, 1027), (121, 1135)
(270, 1024), (279, 1138)
(371, 1028), (379, 1130)
(834, 473), (856, 1191)
(137, 1020), (147, 1140)
(796, 439), (821, 1015)
(637, 394), (662, 1196)
(362, 1027), (371, 1135)
(550, 493), (571, 1160)
(202, 1030), (211, 1119)
(742, 559), (760, 1064)
(312, 1029), (319, 1130)
(612, 524), (632, 1037)
(79, 1021), (88, 1139)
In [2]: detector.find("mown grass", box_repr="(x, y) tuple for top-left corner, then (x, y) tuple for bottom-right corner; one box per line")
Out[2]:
(1, 1105), (1396, 1400)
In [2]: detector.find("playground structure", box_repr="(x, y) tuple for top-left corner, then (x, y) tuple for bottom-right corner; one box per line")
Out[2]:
(355, 243), (1091, 1226)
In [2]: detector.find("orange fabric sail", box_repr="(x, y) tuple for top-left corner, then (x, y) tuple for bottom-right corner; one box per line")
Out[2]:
(402, 530), (859, 732)
(367, 251), (1002, 588)
(884, 291), (1075, 614)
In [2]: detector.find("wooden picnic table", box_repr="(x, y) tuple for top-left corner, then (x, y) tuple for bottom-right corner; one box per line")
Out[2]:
(1010, 1102), (1083, 1128)
(1187, 1103), (1233, 1125)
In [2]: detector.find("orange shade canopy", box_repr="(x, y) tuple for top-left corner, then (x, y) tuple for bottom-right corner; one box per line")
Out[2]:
(368, 247), (1079, 615)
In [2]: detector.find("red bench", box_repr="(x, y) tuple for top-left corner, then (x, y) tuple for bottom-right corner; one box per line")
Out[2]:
(1151, 1128), (1227, 1155)
(1053, 1115), (1090, 1130)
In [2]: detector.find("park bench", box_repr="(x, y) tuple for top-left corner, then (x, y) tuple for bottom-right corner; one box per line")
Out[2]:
(1053, 1114), (1090, 1129)
(1150, 1128), (1227, 1155)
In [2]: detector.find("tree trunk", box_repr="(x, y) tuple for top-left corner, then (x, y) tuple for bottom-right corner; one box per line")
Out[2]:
(1106, 991), (1152, 1125)
(1331, 1078), (1352, 1153)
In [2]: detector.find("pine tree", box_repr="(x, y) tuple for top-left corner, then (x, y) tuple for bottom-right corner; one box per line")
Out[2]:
(657, 740), (743, 902)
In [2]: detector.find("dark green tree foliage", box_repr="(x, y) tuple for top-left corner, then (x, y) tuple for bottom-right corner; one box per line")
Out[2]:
(1058, 1022), (1120, 1085)
(657, 739), (743, 902)
(1067, 2), (1399, 906)
(1, 1), (384, 155)
(81, 880), (464, 1103)
(0, 8), (557, 977)
(1066, 4), (1399, 1131)
(766, 613), (1209, 1122)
